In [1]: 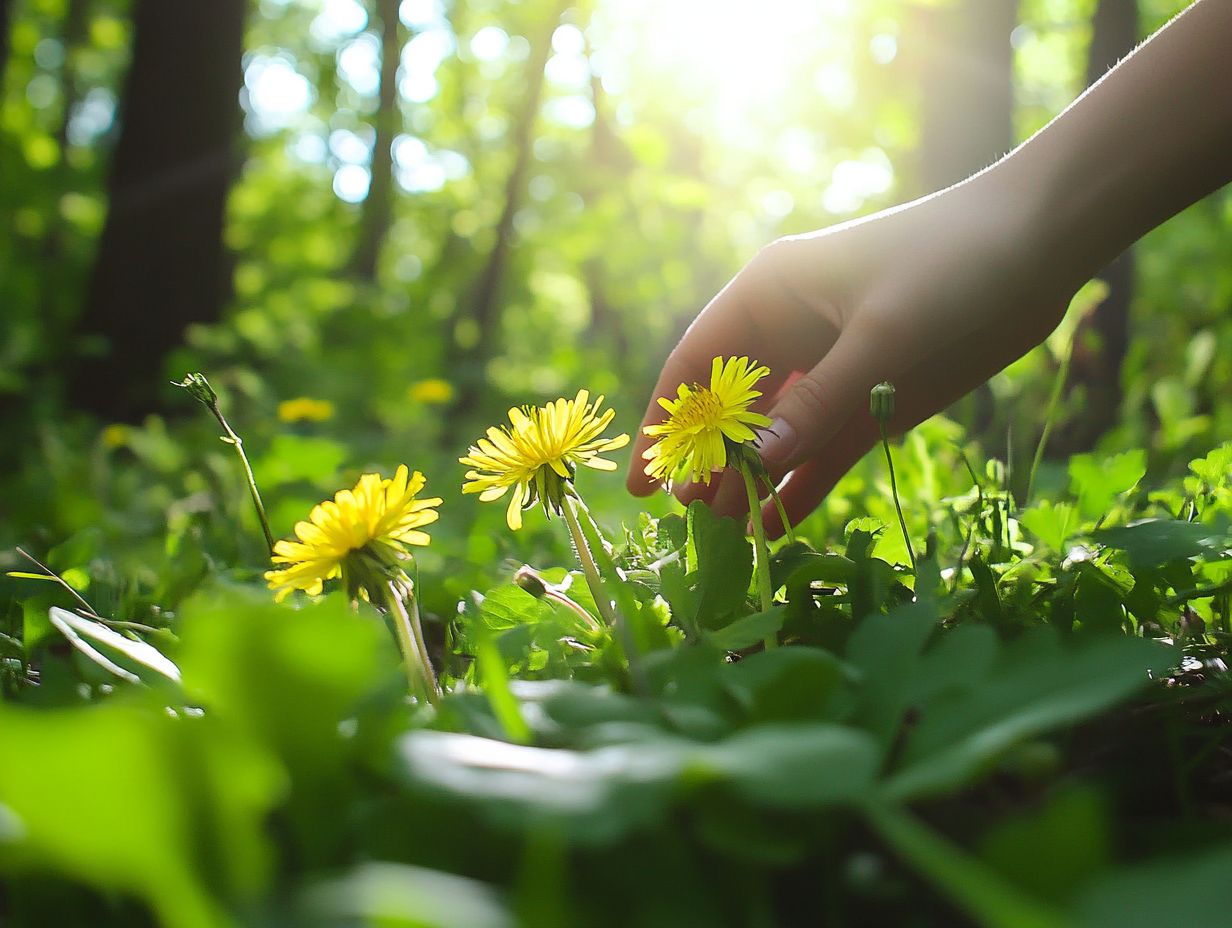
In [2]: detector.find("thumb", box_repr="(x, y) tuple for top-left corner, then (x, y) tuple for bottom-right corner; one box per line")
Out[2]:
(754, 330), (879, 473)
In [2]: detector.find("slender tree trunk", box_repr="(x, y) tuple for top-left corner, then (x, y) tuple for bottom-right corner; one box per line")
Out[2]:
(0, 0), (13, 81)
(913, 0), (1017, 193)
(580, 47), (627, 356)
(1058, 0), (1139, 451)
(67, 0), (245, 420)
(447, 3), (562, 417)
(349, 0), (402, 280)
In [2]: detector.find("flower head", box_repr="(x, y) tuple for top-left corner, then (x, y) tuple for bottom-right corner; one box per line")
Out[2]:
(461, 390), (629, 530)
(277, 396), (335, 423)
(265, 465), (441, 602)
(642, 356), (773, 486)
(409, 378), (455, 405)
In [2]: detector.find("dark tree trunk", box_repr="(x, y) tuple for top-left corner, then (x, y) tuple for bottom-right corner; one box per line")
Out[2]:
(0, 0), (12, 80)
(67, 0), (245, 420)
(913, 0), (1017, 193)
(349, 0), (402, 281)
(1057, 0), (1139, 452)
(447, 3), (561, 417)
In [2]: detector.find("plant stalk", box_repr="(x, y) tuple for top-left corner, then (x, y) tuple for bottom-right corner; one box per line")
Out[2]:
(739, 460), (777, 648)
(562, 495), (616, 627)
(761, 474), (796, 544)
(864, 802), (1072, 928)
(880, 422), (917, 572)
(386, 581), (438, 705)
(201, 398), (275, 552)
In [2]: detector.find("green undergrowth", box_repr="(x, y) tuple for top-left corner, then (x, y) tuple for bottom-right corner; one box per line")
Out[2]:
(2, 428), (1231, 928)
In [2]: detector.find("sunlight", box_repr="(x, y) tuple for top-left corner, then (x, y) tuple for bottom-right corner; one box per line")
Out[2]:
(594, 0), (855, 140)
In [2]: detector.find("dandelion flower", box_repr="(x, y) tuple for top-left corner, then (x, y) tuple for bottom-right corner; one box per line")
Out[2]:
(277, 396), (335, 423)
(409, 378), (455, 405)
(265, 465), (441, 601)
(461, 391), (629, 530)
(642, 356), (773, 486)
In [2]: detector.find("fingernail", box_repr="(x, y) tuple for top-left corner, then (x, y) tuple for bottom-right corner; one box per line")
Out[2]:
(755, 418), (796, 465)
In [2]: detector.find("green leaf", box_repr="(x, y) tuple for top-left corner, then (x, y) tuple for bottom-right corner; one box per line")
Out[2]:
(48, 606), (181, 688)
(685, 501), (753, 628)
(1075, 844), (1232, 928)
(1093, 518), (1228, 568)
(1020, 500), (1076, 552)
(1068, 450), (1145, 521)
(703, 606), (785, 652)
(300, 862), (515, 928)
(884, 631), (1172, 800)
(701, 723), (879, 808)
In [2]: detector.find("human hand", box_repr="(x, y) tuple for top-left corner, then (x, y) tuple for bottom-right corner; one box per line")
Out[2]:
(626, 170), (1074, 537)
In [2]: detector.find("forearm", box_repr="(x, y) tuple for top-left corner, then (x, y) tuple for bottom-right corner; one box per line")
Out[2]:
(998, 0), (1232, 294)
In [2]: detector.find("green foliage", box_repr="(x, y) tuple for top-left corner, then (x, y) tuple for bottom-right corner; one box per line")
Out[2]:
(3, 0), (1231, 923)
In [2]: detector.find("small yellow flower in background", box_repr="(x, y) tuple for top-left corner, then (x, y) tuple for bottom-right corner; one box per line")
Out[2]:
(461, 391), (629, 530)
(642, 356), (773, 487)
(101, 424), (130, 449)
(277, 396), (335, 423)
(265, 465), (442, 602)
(409, 378), (455, 405)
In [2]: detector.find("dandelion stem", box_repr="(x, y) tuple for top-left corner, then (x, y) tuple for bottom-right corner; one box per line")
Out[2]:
(760, 474), (796, 544)
(386, 581), (438, 705)
(562, 496), (616, 627)
(880, 421), (918, 573)
(739, 460), (777, 648)
(177, 374), (275, 552)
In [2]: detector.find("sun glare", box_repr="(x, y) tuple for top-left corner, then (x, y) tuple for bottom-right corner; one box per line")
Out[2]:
(593, 0), (856, 142)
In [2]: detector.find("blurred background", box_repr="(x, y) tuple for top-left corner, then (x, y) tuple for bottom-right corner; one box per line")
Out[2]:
(1, 0), (1228, 612)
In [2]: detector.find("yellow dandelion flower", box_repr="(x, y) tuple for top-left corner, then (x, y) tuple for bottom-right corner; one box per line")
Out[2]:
(264, 465), (442, 602)
(100, 424), (130, 449)
(642, 356), (774, 486)
(461, 391), (629, 530)
(409, 378), (455, 405)
(277, 397), (335, 423)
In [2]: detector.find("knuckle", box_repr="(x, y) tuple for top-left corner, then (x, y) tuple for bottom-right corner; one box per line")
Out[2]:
(790, 374), (834, 423)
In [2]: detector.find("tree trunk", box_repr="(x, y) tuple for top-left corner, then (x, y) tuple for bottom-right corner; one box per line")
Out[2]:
(349, 0), (402, 281)
(67, 0), (245, 420)
(913, 0), (1017, 194)
(1057, 0), (1139, 452)
(447, 3), (561, 417)
(0, 0), (13, 81)
(580, 43), (628, 356)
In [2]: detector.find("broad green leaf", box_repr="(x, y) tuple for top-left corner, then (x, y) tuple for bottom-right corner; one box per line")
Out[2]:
(1093, 518), (1228, 568)
(1020, 500), (1076, 552)
(300, 862), (515, 928)
(1075, 844), (1232, 928)
(1068, 450), (1145, 520)
(48, 606), (181, 687)
(884, 632), (1172, 800)
(703, 606), (785, 652)
(685, 500), (753, 628)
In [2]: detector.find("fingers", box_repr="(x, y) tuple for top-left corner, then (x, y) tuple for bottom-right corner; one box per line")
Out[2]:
(760, 425), (878, 539)
(626, 260), (796, 497)
(752, 323), (884, 475)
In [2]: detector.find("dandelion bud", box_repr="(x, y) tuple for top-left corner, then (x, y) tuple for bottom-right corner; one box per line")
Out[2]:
(514, 565), (548, 599)
(870, 382), (896, 423)
(174, 372), (218, 410)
